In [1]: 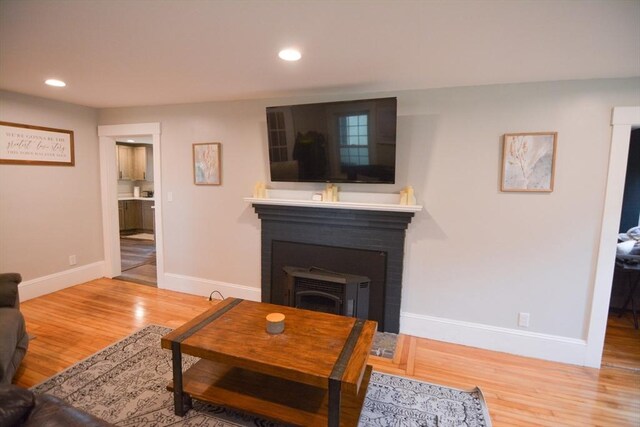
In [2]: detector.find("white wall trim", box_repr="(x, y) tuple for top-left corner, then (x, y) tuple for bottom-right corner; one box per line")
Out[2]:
(98, 122), (160, 137)
(97, 123), (163, 281)
(18, 262), (105, 302)
(98, 134), (121, 277)
(585, 106), (640, 367)
(401, 311), (587, 366)
(162, 272), (261, 301)
(612, 106), (640, 125)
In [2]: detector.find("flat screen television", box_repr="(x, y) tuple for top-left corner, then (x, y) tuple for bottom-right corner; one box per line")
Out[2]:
(266, 97), (397, 184)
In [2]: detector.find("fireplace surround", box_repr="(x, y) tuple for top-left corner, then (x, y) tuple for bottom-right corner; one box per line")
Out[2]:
(250, 195), (418, 333)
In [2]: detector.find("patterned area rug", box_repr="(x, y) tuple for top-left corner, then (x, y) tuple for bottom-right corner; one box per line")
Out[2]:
(32, 325), (492, 427)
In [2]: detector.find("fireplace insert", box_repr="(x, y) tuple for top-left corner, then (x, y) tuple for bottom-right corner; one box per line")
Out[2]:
(283, 266), (370, 319)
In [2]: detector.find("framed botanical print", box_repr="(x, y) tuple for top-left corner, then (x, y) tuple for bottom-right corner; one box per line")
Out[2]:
(501, 132), (557, 192)
(193, 142), (221, 185)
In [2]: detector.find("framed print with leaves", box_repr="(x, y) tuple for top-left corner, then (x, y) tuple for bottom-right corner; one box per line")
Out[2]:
(193, 142), (221, 185)
(501, 132), (557, 192)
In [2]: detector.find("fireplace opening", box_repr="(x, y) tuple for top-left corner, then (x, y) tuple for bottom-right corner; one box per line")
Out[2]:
(283, 266), (370, 319)
(271, 241), (387, 329)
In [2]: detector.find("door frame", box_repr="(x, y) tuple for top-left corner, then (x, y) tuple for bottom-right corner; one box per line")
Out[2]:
(97, 123), (164, 284)
(586, 106), (640, 367)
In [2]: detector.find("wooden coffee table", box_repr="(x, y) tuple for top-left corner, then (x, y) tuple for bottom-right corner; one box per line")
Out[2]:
(161, 298), (377, 427)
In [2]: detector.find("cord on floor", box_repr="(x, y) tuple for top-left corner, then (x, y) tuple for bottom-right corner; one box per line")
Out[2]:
(208, 290), (225, 301)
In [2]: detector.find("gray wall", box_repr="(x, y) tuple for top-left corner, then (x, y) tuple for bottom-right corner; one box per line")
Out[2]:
(0, 91), (103, 280)
(98, 77), (640, 340)
(0, 76), (637, 356)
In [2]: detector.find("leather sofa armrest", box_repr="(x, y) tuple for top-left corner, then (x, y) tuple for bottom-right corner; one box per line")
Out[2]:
(26, 394), (116, 427)
(0, 273), (22, 309)
(0, 384), (36, 426)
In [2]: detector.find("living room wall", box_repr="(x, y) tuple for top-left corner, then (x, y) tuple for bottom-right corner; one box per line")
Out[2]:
(0, 91), (104, 296)
(0, 78), (636, 364)
(94, 77), (635, 364)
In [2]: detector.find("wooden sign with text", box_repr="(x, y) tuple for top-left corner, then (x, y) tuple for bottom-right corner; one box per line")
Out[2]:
(0, 121), (75, 166)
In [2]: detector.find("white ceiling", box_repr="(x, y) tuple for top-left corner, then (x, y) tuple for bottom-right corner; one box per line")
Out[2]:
(1, 0), (638, 109)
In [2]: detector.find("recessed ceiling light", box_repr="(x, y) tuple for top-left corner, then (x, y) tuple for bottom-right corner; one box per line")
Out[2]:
(45, 79), (66, 87)
(278, 48), (301, 61)
(126, 139), (135, 143)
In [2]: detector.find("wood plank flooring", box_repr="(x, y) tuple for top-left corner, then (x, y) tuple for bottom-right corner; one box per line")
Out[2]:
(602, 311), (640, 371)
(118, 237), (157, 286)
(13, 278), (640, 426)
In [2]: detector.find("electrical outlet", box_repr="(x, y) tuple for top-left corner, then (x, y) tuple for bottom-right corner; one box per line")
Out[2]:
(167, 191), (173, 202)
(69, 255), (77, 266)
(518, 312), (530, 328)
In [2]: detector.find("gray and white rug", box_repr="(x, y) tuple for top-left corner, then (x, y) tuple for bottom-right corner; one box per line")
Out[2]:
(32, 325), (491, 427)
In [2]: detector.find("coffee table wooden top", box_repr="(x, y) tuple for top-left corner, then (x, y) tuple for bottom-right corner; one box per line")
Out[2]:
(161, 298), (377, 393)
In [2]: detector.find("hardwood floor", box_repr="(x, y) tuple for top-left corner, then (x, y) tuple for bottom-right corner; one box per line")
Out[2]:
(602, 311), (640, 371)
(14, 278), (640, 426)
(118, 237), (157, 286)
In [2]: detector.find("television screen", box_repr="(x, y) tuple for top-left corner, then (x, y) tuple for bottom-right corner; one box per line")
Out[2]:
(266, 97), (397, 184)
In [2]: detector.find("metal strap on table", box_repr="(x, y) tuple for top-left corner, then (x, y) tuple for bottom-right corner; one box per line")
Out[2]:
(170, 298), (244, 415)
(328, 318), (365, 427)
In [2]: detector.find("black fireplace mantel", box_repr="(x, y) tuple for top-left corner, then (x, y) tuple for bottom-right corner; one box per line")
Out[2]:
(251, 203), (416, 333)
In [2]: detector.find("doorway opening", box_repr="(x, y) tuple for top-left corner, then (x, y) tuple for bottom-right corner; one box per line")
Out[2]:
(114, 138), (157, 286)
(97, 123), (164, 288)
(602, 128), (640, 370)
(587, 107), (640, 368)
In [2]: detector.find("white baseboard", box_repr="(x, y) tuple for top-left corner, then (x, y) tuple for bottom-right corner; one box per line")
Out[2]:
(18, 261), (105, 302)
(400, 311), (590, 367)
(161, 272), (261, 301)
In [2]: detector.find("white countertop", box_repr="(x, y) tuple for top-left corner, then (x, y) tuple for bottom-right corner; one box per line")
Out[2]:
(118, 196), (155, 201)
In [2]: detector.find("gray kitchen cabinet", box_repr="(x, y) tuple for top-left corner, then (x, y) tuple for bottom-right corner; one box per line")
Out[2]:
(119, 200), (154, 233)
(118, 201), (126, 231)
(141, 200), (155, 232)
(118, 200), (141, 232)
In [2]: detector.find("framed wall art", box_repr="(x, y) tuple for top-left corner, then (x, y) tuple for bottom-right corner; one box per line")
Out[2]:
(501, 132), (557, 192)
(193, 142), (221, 185)
(0, 121), (75, 166)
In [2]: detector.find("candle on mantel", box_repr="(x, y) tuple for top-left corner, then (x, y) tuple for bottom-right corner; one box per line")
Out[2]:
(253, 182), (267, 198)
(406, 186), (415, 205)
(399, 186), (416, 205)
(324, 184), (339, 202)
(399, 190), (408, 205)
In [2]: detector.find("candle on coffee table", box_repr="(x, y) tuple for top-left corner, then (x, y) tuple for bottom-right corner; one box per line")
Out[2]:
(266, 313), (285, 334)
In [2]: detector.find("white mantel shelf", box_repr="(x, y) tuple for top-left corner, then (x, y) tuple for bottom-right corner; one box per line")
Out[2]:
(244, 189), (423, 213)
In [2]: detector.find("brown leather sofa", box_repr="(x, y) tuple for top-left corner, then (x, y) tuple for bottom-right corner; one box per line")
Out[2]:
(0, 384), (114, 427)
(0, 273), (29, 384)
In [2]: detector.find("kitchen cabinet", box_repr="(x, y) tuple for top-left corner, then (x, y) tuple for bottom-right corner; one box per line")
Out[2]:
(133, 147), (146, 181)
(118, 200), (141, 231)
(119, 200), (155, 233)
(117, 144), (153, 181)
(118, 202), (126, 231)
(144, 145), (154, 181)
(141, 200), (155, 231)
(117, 145), (133, 180)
